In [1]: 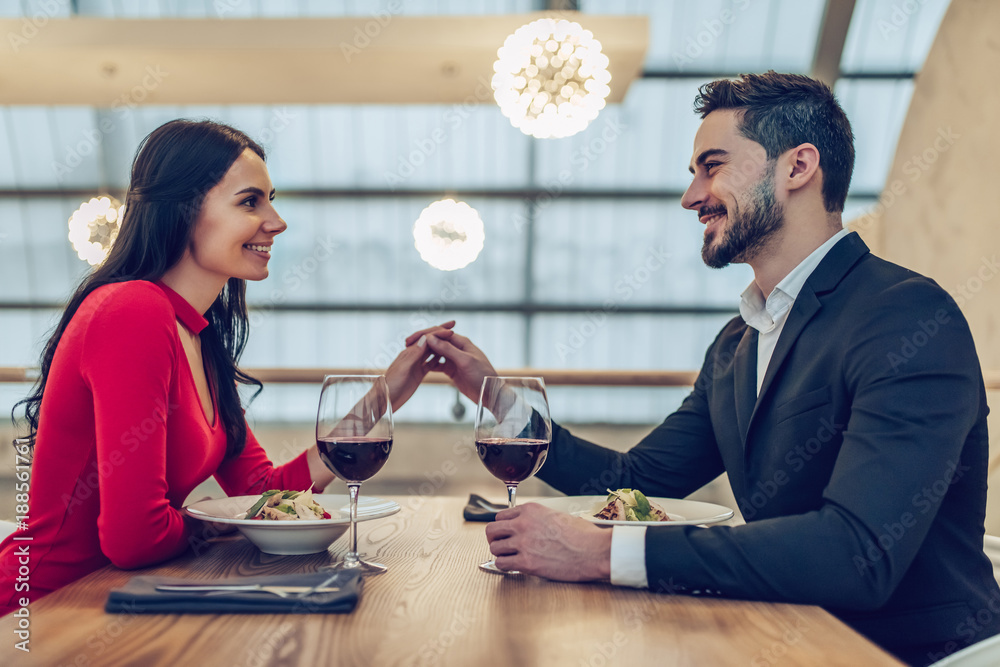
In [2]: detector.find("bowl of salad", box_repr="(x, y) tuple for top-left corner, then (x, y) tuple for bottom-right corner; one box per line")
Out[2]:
(185, 490), (401, 555)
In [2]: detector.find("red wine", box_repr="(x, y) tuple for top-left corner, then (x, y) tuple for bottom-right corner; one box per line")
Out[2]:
(476, 438), (549, 484)
(316, 437), (392, 482)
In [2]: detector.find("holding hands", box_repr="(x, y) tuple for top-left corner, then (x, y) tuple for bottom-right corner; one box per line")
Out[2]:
(396, 322), (611, 582)
(384, 320), (456, 409)
(404, 327), (499, 403)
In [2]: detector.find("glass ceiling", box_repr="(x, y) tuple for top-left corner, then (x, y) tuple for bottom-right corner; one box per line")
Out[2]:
(0, 0), (952, 423)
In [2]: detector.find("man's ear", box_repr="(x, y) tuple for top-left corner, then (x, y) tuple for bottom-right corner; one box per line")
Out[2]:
(782, 143), (822, 193)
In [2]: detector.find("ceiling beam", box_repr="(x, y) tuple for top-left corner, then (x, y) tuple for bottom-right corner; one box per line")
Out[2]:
(642, 70), (914, 81)
(811, 0), (857, 86)
(0, 13), (647, 105)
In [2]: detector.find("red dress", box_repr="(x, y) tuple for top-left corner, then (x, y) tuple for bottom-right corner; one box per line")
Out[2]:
(0, 281), (315, 614)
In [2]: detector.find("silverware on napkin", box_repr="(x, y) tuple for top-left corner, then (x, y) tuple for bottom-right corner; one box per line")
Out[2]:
(154, 584), (340, 597)
(155, 572), (344, 598)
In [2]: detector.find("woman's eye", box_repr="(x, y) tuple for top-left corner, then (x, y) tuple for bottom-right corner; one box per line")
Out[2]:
(241, 197), (256, 207)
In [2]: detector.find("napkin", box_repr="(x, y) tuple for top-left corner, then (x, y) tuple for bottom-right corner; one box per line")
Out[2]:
(105, 569), (362, 614)
(463, 494), (508, 522)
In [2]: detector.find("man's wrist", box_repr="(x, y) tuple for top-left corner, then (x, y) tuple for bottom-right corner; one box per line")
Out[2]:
(594, 526), (613, 580)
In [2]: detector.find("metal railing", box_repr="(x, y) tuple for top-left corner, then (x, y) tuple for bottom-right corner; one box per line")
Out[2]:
(6, 366), (1000, 474)
(0, 366), (700, 386)
(3, 366), (999, 388)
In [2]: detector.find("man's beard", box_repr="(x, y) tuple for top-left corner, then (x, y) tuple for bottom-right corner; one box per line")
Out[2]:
(701, 172), (784, 269)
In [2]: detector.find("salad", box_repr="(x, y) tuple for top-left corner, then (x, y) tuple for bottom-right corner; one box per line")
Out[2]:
(243, 488), (332, 521)
(594, 489), (672, 522)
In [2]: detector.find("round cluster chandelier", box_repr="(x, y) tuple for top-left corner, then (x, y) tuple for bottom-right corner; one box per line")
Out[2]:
(492, 18), (612, 139)
(412, 199), (485, 272)
(68, 196), (124, 266)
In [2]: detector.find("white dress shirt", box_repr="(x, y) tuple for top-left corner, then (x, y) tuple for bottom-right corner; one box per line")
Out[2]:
(608, 228), (850, 588)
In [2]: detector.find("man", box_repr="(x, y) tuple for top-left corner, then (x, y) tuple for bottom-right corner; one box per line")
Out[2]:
(414, 72), (999, 665)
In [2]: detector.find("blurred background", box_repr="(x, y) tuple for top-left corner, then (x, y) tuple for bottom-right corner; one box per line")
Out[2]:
(3, 0), (995, 527)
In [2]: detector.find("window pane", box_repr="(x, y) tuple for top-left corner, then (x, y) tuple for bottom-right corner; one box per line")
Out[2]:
(841, 0), (950, 73)
(244, 197), (527, 306)
(583, 0), (824, 74)
(836, 79), (914, 195)
(532, 198), (754, 307)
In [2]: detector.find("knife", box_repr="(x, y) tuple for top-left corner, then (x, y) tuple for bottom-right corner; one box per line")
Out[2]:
(155, 583), (340, 595)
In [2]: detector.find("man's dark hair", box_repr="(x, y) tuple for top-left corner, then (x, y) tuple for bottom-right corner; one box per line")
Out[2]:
(694, 71), (855, 213)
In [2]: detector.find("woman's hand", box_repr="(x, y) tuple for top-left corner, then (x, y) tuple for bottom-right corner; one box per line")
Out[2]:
(420, 329), (499, 404)
(385, 321), (456, 410)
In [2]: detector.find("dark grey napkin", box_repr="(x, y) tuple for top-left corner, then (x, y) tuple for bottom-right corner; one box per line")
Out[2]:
(105, 569), (362, 614)
(463, 494), (507, 522)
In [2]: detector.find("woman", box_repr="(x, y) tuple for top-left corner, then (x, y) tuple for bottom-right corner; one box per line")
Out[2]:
(0, 119), (446, 614)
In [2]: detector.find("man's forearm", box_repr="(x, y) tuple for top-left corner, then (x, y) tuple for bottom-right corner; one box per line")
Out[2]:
(535, 421), (629, 496)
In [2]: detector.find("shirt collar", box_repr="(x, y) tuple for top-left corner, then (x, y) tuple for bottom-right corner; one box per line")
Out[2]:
(739, 228), (849, 333)
(153, 280), (209, 335)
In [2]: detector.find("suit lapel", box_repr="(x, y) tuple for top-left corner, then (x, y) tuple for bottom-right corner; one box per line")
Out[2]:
(744, 232), (870, 436)
(751, 290), (822, 422)
(733, 325), (758, 444)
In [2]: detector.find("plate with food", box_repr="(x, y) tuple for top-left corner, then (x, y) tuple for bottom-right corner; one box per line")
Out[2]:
(533, 489), (734, 527)
(185, 490), (400, 555)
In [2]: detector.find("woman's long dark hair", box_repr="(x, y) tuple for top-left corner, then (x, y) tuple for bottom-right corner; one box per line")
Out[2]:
(15, 119), (265, 459)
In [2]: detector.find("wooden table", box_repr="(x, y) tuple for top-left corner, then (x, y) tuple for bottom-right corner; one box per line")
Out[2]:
(1, 496), (902, 666)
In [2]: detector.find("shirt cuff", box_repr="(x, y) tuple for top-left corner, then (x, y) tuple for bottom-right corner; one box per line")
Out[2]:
(609, 526), (649, 588)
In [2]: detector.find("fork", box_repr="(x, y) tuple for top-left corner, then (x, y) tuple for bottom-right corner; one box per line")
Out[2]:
(155, 571), (344, 599)
(154, 583), (341, 598)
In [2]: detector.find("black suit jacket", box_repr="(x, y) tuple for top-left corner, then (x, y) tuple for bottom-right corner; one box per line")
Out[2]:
(536, 232), (999, 658)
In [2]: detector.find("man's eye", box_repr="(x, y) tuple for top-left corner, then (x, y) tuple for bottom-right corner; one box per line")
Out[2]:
(705, 162), (720, 173)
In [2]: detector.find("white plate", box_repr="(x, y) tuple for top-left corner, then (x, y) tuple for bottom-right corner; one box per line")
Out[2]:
(532, 496), (734, 527)
(185, 494), (401, 555)
(185, 494), (399, 526)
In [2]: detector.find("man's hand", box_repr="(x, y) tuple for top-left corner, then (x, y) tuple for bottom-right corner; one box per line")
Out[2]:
(386, 321), (456, 409)
(485, 503), (612, 581)
(416, 329), (499, 403)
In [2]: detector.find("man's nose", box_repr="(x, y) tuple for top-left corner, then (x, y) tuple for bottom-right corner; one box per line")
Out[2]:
(681, 178), (705, 211)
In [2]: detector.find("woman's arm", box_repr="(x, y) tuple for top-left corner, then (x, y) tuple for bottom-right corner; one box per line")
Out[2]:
(80, 284), (192, 569)
(215, 425), (325, 495)
(219, 321), (455, 496)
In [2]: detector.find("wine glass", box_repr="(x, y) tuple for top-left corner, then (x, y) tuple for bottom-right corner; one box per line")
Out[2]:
(475, 376), (552, 574)
(316, 375), (393, 575)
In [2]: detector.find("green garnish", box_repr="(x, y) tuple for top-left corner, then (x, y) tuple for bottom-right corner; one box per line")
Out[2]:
(244, 489), (281, 518)
(606, 488), (658, 522)
(243, 488), (328, 521)
(634, 490), (651, 516)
